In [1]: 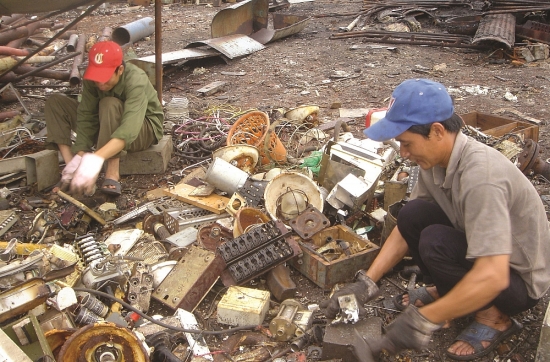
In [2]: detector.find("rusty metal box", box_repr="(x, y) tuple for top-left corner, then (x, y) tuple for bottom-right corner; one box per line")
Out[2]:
(460, 111), (539, 142)
(289, 225), (380, 290)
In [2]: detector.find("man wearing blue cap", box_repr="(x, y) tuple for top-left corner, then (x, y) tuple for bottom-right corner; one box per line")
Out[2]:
(320, 79), (549, 360)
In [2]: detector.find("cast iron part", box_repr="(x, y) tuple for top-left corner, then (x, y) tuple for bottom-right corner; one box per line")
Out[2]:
(288, 205), (330, 240)
(518, 139), (550, 180)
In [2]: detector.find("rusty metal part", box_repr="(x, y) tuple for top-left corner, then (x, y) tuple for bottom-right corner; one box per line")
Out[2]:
(152, 245), (224, 311)
(266, 264), (297, 302)
(270, 299), (303, 341)
(57, 190), (106, 226)
(211, 0), (269, 39)
(0, 278), (53, 323)
(517, 139), (550, 180)
(0, 109), (21, 120)
(143, 214), (171, 240)
(251, 13), (311, 44)
(0, 0), (105, 82)
(442, 15), (482, 36)
(0, 64), (71, 82)
(221, 331), (273, 360)
(66, 33), (78, 51)
(127, 262), (154, 313)
(516, 20), (550, 45)
(58, 322), (149, 362)
(9, 51), (79, 83)
(98, 26), (112, 42)
(233, 207), (270, 238)
(238, 179), (268, 208)
(0, 209), (18, 237)
(0, 20), (43, 46)
(472, 13), (515, 49)
(288, 205), (330, 240)
(197, 223), (233, 251)
(330, 30), (483, 49)
(218, 220), (301, 286)
(69, 32), (86, 86)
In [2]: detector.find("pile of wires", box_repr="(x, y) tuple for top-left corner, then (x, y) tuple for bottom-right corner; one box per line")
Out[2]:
(172, 106), (255, 165)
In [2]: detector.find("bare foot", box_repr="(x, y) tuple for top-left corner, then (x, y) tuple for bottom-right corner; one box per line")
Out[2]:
(447, 306), (512, 358)
(401, 285), (440, 307)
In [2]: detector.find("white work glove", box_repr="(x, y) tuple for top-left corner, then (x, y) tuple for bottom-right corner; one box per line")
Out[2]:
(61, 154), (82, 182)
(70, 153), (104, 195)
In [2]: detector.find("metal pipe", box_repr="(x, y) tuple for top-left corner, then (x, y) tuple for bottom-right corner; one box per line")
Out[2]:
(0, 0), (106, 81)
(0, 46), (29, 56)
(66, 33), (79, 52)
(70, 34), (86, 86)
(112, 17), (155, 46)
(4, 21), (48, 48)
(0, 14), (25, 26)
(6, 64), (70, 80)
(9, 52), (79, 83)
(0, 110), (21, 120)
(155, 0), (162, 102)
(98, 27), (112, 42)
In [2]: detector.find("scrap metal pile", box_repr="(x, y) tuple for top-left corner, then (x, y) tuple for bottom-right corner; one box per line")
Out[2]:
(1, 97), (549, 360)
(327, 0), (550, 62)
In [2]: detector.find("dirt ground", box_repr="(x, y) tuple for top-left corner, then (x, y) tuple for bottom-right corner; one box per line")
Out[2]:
(2, 0), (550, 361)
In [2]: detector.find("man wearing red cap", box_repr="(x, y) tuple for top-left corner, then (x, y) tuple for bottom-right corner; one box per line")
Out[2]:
(44, 41), (163, 196)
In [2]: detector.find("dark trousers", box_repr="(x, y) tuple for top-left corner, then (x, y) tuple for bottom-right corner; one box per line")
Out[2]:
(397, 199), (539, 316)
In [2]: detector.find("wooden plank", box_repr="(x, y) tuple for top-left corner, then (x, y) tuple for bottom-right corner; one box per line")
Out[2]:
(163, 183), (229, 214)
(196, 81), (227, 96)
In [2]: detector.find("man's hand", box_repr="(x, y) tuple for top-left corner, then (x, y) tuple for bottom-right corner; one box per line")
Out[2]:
(61, 154), (82, 183)
(379, 305), (442, 354)
(320, 271), (379, 319)
(70, 153), (104, 195)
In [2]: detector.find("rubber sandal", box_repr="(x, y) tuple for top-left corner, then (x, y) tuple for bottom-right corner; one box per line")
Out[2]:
(446, 318), (522, 361)
(100, 179), (121, 196)
(390, 286), (436, 311)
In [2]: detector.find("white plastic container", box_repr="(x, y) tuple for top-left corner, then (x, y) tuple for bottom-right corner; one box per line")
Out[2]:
(217, 286), (270, 326)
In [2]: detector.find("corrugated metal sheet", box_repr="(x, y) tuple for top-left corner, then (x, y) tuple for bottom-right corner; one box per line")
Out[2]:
(472, 14), (516, 49)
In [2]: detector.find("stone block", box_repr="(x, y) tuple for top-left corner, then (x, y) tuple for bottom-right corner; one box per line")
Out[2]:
(119, 135), (172, 175)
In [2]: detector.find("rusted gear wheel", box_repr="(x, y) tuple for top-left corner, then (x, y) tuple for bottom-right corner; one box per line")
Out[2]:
(57, 322), (149, 362)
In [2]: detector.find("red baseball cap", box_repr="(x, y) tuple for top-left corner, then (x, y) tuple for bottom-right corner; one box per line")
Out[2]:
(83, 41), (123, 83)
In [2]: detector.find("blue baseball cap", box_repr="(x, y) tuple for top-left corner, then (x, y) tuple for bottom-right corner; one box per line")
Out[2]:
(363, 79), (454, 141)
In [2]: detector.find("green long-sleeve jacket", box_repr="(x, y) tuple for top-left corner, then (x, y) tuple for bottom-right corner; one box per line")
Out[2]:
(71, 62), (164, 154)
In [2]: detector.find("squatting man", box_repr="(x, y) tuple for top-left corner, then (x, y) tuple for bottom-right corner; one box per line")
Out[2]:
(44, 41), (163, 196)
(321, 79), (550, 361)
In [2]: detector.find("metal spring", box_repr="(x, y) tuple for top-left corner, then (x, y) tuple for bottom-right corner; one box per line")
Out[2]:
(74, 234), (107, 266)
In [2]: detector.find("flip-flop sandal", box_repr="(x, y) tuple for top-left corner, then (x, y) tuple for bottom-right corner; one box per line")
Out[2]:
(384, 286), (436, 311)
(100, 179), (121, 196)
(446, 318), (522, 361)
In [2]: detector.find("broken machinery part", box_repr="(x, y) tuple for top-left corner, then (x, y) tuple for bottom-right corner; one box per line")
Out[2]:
(217, 220), (302, 285)
(57, 322), (149, 362)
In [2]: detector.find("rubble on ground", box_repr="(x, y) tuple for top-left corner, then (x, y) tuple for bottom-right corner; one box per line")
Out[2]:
(1, 1), (550, 361)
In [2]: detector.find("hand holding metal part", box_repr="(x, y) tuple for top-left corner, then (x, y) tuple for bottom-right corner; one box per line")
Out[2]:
(319, 270), (379, 319)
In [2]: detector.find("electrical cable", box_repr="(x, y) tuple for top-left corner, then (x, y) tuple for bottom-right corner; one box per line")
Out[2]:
(72, 287), (262, 335)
